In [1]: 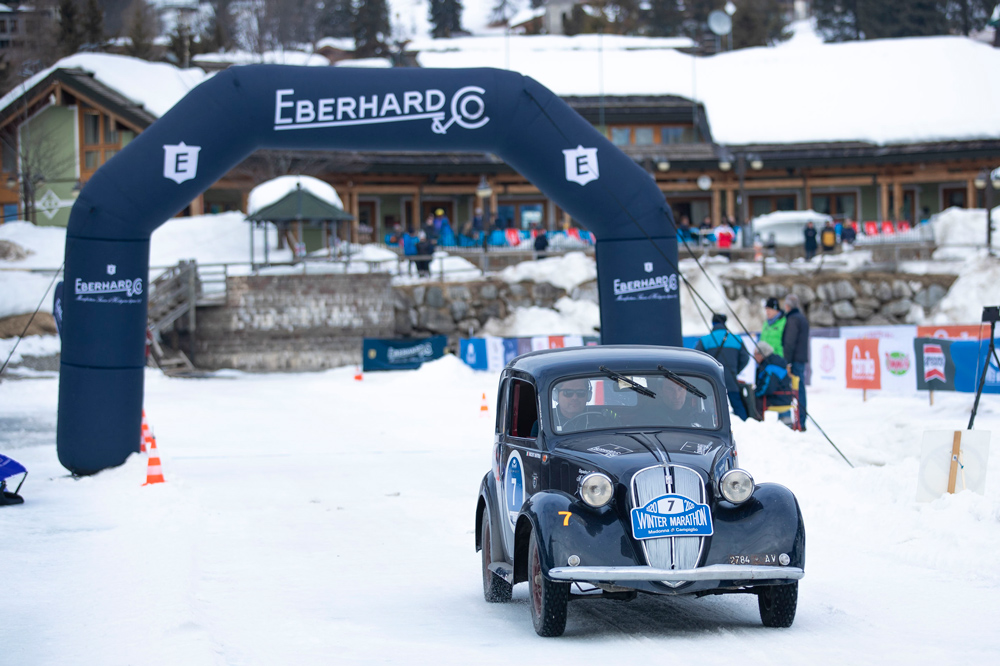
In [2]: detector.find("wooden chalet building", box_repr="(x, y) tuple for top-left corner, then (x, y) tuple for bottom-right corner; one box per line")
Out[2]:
(1, 48), (998, 250)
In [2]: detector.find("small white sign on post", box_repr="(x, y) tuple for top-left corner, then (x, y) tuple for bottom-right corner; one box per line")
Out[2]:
(916, 430), (991, 502)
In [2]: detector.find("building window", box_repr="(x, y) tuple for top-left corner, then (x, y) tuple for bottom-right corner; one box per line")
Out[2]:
(812, 192), (857, 221)
(660, 126), (697, 144)
(634, 127), (654, 146)
(610, 127), (630, 146)
(10, 19), (17, 33)
(941, 187), (966, 209)
(0, 19), (7, 33)
(751, 194), (797, 217)
(80, 109), (124, 174)
(2, 141), (15, 173)
(607, 124), (699, 145)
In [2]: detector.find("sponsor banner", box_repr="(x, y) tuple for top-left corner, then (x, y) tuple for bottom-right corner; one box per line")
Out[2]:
(459, 336), (599, 371)
(811, 336), (846, 387)
(878, 336), (916, 392)
(841, 325), (916, 341)
(846, 338), (881, 390)
(485, 336), (505, 371)
(950, 339), (1000, 394)
(916, 324), (990, 340)
(460, 338), (488, 370)
(630, 494), (714, 539)
(914, 337), (956, 391)
(362, 335), (446, 371)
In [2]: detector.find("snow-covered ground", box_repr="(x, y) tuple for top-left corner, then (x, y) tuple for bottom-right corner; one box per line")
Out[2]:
(1, 355), (999, 663)
(3, 196), (1000, 662)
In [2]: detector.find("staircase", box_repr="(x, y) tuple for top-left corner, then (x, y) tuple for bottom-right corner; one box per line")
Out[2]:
(147, 260), (198, 375)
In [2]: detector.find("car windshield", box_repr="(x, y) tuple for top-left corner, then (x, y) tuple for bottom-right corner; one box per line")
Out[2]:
(548, 373), (720, 434)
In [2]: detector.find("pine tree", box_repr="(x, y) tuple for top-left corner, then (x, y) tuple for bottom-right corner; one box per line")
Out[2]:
(206, 0), (234, 51)
(353, 0), (391, 57)
(731, 0), (790, 48)
(944, 0), (996, 35)
(58, 0), (83, 57)
(813, 0), (861, 41)
(488, 0), (516, 26)
(429, 0), (463, 38)
(319, 0), (355, 39)
(815, 0), (955, 41)
(82, 0), (105, 49)
(124, 0), (157, 60)
(644, 0), (685, 37)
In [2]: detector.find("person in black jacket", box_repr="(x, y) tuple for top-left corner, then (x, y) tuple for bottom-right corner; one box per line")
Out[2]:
(781, 294), (810, 431)
(803, 221), (818, 261)
(414, 231), (435, 277)
(753, 341), (794, 426)
(695, 313), (750, 420)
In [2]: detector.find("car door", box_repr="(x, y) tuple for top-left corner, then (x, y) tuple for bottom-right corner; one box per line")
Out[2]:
(493, 373), (543, 560)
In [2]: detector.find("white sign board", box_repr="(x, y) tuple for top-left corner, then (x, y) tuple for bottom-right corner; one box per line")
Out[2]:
(916, 430), (991, 502)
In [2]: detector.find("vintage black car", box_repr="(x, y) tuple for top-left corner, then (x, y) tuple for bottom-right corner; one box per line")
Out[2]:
(475, 345), (805, 637)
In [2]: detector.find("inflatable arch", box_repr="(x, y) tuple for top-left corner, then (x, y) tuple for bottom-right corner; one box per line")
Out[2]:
(57, 66), (681, 475)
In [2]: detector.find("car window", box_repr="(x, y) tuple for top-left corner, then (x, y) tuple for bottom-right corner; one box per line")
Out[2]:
(549, 374), (720, 433)
(507, 378), (538, 439)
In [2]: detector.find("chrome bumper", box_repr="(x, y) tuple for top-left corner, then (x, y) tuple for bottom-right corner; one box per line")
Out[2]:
(547, 563), (804, 584)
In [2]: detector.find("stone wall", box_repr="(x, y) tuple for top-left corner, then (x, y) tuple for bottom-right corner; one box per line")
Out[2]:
(392, 278), (571, 342)
(721, 272), (956, 327)
(192, 273), (394, 371)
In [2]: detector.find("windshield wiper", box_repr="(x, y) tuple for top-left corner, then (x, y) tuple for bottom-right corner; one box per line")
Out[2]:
(599, 365), (656, 398)
(656, 365), (708, 399)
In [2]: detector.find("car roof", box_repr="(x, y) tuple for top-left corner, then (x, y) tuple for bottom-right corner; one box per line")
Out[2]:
(506, 345), (726, 389)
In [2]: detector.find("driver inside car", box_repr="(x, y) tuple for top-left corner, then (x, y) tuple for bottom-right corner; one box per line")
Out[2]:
(551, 378), (619, 433)
(654, 376), (714, 428)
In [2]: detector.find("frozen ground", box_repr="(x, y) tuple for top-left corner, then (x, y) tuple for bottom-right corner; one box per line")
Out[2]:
(1, 357), (999, 663)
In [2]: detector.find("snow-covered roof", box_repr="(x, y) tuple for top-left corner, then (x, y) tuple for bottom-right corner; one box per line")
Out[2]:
(0, 53), (210, 119)
(409, 33), (696, 53)
(316, 37), (356, 52)
(194, 50), (330, 67)
(247, 176), (344, 216)
(417, 34), (1000, 146)
(507, 7), (546, 27)
(334, 58), (394, 68)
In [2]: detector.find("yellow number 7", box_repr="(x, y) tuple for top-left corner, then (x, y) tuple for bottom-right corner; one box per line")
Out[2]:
(558, 511), (572, 526)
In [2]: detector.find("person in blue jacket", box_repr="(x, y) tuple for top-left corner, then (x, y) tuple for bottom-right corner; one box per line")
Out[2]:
(695, 313), (750, 420)
(753, 341), (793, 425)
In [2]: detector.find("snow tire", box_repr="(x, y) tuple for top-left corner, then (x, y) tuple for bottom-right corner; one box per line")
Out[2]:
(758, 582), (798, 628)
(528, 529), (569, 637)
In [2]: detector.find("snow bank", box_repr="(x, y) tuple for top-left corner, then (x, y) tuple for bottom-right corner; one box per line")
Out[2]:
(498, 251), (596, 291)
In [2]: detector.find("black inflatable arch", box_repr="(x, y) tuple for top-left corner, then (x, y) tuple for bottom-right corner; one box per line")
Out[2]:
(57, 66), (681, 474)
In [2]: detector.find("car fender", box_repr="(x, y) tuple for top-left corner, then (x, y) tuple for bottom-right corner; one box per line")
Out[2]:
(476, 472), (508, 564)
(512, 490), (642, 585)
(705, 482), (806, 570)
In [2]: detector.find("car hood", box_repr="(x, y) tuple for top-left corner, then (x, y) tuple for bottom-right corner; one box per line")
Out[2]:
(550, 429), (729, 479)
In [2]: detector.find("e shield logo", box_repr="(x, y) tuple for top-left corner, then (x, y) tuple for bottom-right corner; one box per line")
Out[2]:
(163, 142), (201, 184)
(563, 145), (599, 185)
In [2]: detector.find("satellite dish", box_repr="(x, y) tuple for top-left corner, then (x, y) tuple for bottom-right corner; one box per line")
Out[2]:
(708, 10), (732, 36)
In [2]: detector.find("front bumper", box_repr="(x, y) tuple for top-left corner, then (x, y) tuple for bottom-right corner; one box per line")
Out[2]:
(547, 563), (804, 584)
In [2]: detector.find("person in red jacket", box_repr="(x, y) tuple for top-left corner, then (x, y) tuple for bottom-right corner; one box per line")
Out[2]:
(715, 220), (735, 261)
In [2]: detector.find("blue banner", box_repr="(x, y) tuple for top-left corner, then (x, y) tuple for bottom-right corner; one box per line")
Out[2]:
(951, 338), (1000, 394)
(362, 336), (446, 372)
(0, 454), (27, 481)
(630, 494), (714, 539)
(460, 338), (489, 370)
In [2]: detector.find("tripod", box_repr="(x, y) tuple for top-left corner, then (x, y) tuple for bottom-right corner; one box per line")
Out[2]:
(967, 307), (1000, 430)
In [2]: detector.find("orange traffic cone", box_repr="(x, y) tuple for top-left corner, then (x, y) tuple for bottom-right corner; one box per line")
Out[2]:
(143, 449), (165, 485)
(354, 365), (364, 381)
(480, 392), (489, 414)
(140, 411), (150, 453)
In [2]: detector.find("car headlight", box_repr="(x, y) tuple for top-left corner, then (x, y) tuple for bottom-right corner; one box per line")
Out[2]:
(719, 468), (754, 504)
(579, 473), (614, 508)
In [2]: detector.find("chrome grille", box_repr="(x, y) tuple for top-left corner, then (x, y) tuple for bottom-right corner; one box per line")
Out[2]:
(630, 465), (707, 572)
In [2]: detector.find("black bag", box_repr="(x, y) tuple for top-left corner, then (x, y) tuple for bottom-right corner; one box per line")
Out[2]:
(738, 381), (762, 422)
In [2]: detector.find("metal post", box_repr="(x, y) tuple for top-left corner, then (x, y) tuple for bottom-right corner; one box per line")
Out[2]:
(738, 154), (749, 247)
(987, 178), (994, 256)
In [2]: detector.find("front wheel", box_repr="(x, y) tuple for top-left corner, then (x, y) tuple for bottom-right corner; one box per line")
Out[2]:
(481, 510), (512, 603)
(528, 529), (569, 637)
(757, 582), (798, 628)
